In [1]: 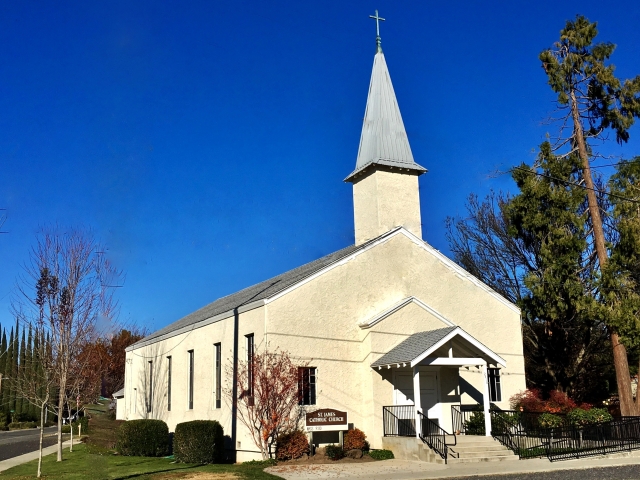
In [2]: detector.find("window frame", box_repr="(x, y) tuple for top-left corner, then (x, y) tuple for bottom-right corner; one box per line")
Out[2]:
(147, 360), (153, 413)
(214, 343), (221, 409)
(245, 334), (254, 399)
(298, 367), (317, 406)
(188, 350), (194, 410)
(487, 367), (502, 402)
(167, 356), (172, 412)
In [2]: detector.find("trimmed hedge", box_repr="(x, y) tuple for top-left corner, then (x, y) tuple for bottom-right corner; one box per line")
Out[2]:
(116, 419), (170, 457)
(174, 420), (225, 464)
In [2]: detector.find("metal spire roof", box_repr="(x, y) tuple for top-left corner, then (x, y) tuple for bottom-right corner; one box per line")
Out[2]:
(345, 48), (427, 182)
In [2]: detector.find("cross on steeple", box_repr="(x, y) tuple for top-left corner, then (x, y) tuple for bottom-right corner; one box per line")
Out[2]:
(369, 10), (385, 53)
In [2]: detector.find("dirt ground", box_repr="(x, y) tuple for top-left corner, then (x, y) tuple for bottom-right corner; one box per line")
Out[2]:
(279, 451), (375, 465)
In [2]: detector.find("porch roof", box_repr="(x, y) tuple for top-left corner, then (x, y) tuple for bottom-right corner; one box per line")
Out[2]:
(370, 326), (505, 368)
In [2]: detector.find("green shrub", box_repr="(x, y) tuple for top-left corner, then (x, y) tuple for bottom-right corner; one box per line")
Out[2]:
(538, 413), (564, 428)
(324, 444), (344, 460)
(61, 425), (71, 433)
(75, 416), (89, 433)
(368, 449), (394, 460)
(116, 419), (170, 457)
(174, 420), (225, 464)
(276, 430), (309, 461)
(587, 408), (613, 424)
(463, 411), (485, 435)
(343, 428), (367, 450)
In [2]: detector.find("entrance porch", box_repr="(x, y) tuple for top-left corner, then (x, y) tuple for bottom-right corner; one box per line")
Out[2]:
(372, 326), (505, 444)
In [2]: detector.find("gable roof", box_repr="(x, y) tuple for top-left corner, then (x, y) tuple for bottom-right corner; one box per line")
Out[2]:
(371, 326), (506, 368)
(128, 230), (398, 350)
(371, 327), (457, 367)
(345, 51), (426, 182)
(358, 296), (455, 329)
(129, 227), (519, 352)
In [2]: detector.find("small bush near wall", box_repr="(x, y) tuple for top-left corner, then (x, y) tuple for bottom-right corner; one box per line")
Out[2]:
(368, 449), (394, 460)
(275, 430), (309, 461)
(116, 419), (170, 457)
(343, 428), (367, 450)
(174, 420), (225, 464)
(324, 444), (344, 460)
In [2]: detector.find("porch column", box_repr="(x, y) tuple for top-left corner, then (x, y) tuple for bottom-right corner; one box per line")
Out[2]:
(481, 363), (491, 437)
(413, 365), (421, 439)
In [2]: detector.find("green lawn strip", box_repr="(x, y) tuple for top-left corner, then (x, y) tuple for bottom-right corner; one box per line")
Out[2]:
(0, 444), (280, 480)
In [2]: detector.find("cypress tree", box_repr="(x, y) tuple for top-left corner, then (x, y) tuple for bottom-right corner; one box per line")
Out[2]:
(16, 329), (26, 417)
(0, 328), (6, 414)
(6, 327), (15, 418)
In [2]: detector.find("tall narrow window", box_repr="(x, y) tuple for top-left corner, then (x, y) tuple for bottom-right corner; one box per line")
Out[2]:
(134, 388), (138, 413)
(246, 334), (254, 399)
(298, 367), (317, 405)
(188, 350), (194, 410)
(214, 343), (222, 409)
(488, 368), (502, 402)
(147, 361), (153, 413)
(167, 356), (172, 412)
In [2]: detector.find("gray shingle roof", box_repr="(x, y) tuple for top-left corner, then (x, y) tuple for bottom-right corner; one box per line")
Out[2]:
(131, 230), (398, 349)
(371, 327), (458, 367)
(112, 388), (125, 398)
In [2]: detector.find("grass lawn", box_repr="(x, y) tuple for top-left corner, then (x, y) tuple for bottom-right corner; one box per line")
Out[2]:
(0, 444), (280, 479)
(0, 401), (279, 480)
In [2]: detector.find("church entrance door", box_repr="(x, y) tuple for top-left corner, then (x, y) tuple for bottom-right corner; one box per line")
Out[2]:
(393, 370), (440, 424)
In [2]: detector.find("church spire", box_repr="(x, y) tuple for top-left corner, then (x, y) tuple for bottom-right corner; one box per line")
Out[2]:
(348, 12), (426, 245)
(345, 12), (427, 183)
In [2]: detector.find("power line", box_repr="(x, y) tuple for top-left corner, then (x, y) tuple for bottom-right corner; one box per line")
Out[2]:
(510, 166), (640, 205)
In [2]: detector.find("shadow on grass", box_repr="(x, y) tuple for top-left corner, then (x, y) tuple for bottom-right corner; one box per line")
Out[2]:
(112, 464), (202, 480)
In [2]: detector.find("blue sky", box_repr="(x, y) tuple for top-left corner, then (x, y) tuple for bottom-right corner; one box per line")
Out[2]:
(1, 1), (639, 333)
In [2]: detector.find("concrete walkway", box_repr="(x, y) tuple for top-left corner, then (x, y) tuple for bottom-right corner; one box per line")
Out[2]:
(267, 451), (640, 479)
(0, 440), (73, 473)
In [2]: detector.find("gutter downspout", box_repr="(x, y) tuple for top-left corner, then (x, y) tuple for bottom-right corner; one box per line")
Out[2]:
(231, 306), (240, 463)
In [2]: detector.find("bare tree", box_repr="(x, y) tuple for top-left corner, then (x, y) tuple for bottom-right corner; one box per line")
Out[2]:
(14, 227), (122, 461)
(225, 347), (307, 459)
(10, 324), (56, 478)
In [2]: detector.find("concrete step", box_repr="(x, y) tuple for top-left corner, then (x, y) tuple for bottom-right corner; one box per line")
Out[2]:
(448, 455), (520, 464)
(450, 450), (516, 459)
(449, 448), (514, 457)
(449, 444), (511, 453)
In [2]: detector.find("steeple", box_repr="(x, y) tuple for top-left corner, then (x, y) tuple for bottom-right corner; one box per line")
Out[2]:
(347, 13), (427, 245)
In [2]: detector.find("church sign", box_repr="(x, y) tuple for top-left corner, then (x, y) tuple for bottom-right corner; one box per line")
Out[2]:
(305, 408), (348, 432)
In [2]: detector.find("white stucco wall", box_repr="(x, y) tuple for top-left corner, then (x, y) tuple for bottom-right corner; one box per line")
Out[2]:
(123, 229), (525, 455)
(353, 170), (422, 244)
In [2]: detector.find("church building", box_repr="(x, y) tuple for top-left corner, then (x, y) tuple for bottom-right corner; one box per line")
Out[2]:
(122, 22), (526, 462)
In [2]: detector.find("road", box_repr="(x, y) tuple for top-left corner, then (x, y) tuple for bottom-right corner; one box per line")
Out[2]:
(0, 427), (60, 462)
(441, 464), (640, 480)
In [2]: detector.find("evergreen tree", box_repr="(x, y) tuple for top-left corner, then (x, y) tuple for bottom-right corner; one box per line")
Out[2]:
(17, 329), (26, 417)
(0, 327), (6, 413)
(540, 14), (640, 415)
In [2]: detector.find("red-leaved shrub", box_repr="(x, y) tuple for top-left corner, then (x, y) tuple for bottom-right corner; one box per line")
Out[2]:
(510, 389), (582, 414)
(275, 430), (309, 461)
(343, 428), (367, 450)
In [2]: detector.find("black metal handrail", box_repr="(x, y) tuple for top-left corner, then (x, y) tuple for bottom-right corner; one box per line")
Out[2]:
(418, 410), (456, 464)
(383, 405), (416, 437)
(489, 411), (640, 461)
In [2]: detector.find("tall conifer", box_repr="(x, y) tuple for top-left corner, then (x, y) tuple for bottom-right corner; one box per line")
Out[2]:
(0, 328), (6, 413)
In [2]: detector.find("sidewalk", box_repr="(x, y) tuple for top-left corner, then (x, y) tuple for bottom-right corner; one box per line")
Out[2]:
(0, 440), (73, 473)
(267, 451), (640, 479)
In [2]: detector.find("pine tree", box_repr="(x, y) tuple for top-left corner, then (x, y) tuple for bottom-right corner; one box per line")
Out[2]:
(540, 14), (640, 415)
(6, 326), (15, 418)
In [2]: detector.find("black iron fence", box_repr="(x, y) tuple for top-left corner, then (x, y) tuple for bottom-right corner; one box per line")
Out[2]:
(382, 405), (415, 437)
(419, 410), (456, 464)
(490, 411), (640, 461)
